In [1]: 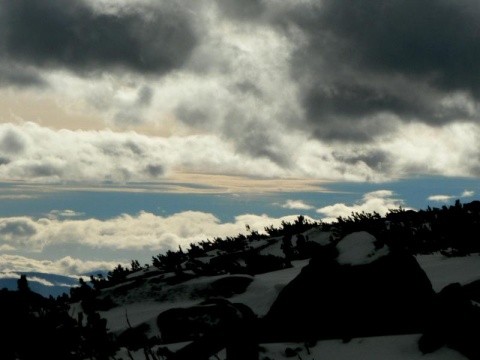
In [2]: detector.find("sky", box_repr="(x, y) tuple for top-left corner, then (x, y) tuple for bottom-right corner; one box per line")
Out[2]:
(0, 0), (479, 277)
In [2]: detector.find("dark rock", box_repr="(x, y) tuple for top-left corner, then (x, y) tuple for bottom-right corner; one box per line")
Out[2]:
(245, 254), (291, 275)
(157, 298), (255, 343)
(0, 289), (81, 360)
(210, 275), (254, 297)
(463, 279), (480, 303)
(158, 299), (258, 360)
(284, 347), (302, 357)
(164, 271), (197, 285)
(262, 232), (435, 342)
(462, 200), (480, 213)
(116, 323), (159, 351)
(419, 282), (480, 360)
(209, 252), (246, 274)
(81, 295), (116, 314)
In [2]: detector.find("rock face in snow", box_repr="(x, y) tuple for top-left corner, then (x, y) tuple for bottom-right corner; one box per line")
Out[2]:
(419, 281), (480, 360)
(157, 298), (258, 360)
(262, 231), (435, 342)
(157, 298), (256, 343)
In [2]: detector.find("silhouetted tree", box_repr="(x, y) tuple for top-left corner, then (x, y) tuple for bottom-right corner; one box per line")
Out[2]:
(17, 274), (30, 292)
(130, 260), (142, 272)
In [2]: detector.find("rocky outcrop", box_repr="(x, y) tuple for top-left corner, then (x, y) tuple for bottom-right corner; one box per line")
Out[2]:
(157, 298), (256, 343)
(262, 232), (435, 342)
(419, 281), (480, 360)
(157, 298), (258, 360)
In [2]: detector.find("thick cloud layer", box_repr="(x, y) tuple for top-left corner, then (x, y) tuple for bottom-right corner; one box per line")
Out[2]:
(1, 121), (480, 183)
(0, 0), (197, 75)
(0, 63), (46, 88)
(316, 0), (480, 94)
(0, 122), (295, 182)
(0, 210), (306, 253)
(283, 0), (480, 141)
(1, 0), (480, 181)
(215, 0), (266, 21)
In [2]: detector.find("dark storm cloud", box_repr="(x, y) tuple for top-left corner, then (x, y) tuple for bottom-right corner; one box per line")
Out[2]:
(26, 163), (63, 178)
(234, 81), (263, 98)
(236, 129), (289, 167)
(303, 83), (416, 142)
(224, 111), (291, 167)
(0, 129), (27, 154)
(177, 99), (292, 167)
(0, 0), (197, 77)
(0, 64), (46, 88)
(316, 0), (480, 93)
(175, 105), (210, 129)
(145, 164), (165, 177)
(305, 83), (417, 120)
(215, 0), (266, 21)
(124, 141), (145, 156)
(282, 0), (480, 141)
(137, 86), (154, 107)
(333, 150), (393, 173)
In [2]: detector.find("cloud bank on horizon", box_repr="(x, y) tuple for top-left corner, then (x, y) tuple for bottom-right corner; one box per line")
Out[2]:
(0, 209), (316, 275)
(1, 188), (476, 276)
(0, 0), (480, 183)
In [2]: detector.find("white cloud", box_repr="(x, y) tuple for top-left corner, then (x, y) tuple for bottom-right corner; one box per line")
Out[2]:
(0, 244), (15, 251)
(427, 195), (455, 202)
(316, 190), (409, 223)
(0, 217), (39, 248)
(0, 272), (20, 279)
(376, 122), (480, 179)
(461, 190), (475, 197)
(47, 209), (85, 219)
(26, 276), (56, 287)
(0, 254), (121, 276)
(428, 190), (474, 203)
(0, 122), (301, 183)
(0, 211), (315, 254)
(0, 194), (37, 200)
(1, 119), (480, 185)
(280, 199), (314, 210)
(0, 210), (321, 274)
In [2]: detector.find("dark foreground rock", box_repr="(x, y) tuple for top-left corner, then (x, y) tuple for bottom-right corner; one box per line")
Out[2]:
(157, 298), (256, 343)
(157, 298), (258, 360)
(419, 282), (480, 360)
(261, 232), (435, 342)
(157, 231), (480, 359)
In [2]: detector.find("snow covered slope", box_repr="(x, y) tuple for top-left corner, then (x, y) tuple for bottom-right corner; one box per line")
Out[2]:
(88, 230), (480, 359)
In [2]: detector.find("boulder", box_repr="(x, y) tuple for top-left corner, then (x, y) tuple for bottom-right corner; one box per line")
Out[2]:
(419, 282), (480, 360)
(463, 279), (480, 302)
(157, 298), (255, 344)
(262, 231), (435, 342)
(210, 275), (254, 297)
(157, 298), (258, 360)
(116, 323), (158, 351)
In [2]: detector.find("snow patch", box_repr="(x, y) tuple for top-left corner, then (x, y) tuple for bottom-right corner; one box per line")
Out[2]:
(336, 231), (389, 266)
